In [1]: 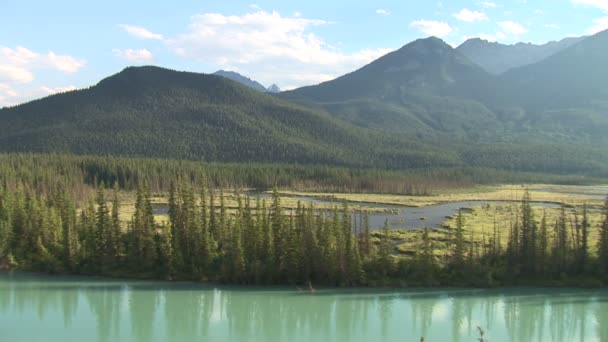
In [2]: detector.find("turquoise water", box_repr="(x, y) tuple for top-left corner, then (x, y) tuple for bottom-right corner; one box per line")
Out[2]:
(1, 272), (606, 342)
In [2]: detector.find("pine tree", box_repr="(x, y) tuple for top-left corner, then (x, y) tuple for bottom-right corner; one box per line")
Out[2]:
(270, 188), (285, 279)
(519, 190), (538, 275)
(379, 219), (392, 276)
(538, 210), (548, 275)
(110, 183), (122, 268)
(579, 204), (589, 274)
(58, 188), (78, 272)
(94, 187), (112, 273)
(129, 184), (158, 273)
(452, 209), (466, 269)
(553, 207), (569, 275)
(362, 212), (371, 257)
(417, 228), (435, 283)
(598, 196), (608, 275)
(198, 185), (215, 278)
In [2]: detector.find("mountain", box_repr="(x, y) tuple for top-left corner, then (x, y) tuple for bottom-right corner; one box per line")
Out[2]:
(284, 37), (498, 139)
(213, 70), (267, 92)
(488, 29), (608, 140)
(267, 84), (281, 93)
(0, 66), (456, 169)
(1, 31), (608, 177)
(457, 36), (585, 74)
(285, 32), (608, 143)
(289, 37), (490, 102)
(283, 32), (608, 175)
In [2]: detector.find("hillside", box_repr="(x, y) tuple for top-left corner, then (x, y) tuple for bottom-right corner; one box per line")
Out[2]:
(482, 30), (608, 143)
(284, 37), (501, 140)
(457, 36), (585, 74)
(0, 66), (456, 169)
(283, 32), (608, 175)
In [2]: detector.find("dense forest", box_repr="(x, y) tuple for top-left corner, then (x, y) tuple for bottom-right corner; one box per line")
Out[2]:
(0, 153), (601, 199)
(2, 63), (608, 176)
(1, 164), (607, 286)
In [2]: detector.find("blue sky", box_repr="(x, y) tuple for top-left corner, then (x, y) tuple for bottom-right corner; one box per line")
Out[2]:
(1, 0), (607, 106)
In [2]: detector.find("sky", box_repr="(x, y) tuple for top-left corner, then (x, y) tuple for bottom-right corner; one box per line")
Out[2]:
(1, 0), (608, 107)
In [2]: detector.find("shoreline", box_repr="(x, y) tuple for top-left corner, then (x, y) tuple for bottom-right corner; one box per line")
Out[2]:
(3, 269), (606, 290)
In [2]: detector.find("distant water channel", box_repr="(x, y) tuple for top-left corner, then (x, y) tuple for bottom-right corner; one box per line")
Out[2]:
(153, 194), (563, 231)
(1, 272), (606, 342)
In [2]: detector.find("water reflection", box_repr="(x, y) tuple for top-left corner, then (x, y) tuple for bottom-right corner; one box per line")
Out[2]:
(1, 272), (607, 342)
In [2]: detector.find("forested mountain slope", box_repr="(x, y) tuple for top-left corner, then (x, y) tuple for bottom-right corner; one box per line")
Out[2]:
(0, 66), (457, 169)
(284, 31), (608, 159)
(2, 29), (608, 176)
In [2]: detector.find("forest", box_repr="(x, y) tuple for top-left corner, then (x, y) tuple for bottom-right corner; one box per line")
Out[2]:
(1, 153), (607, 287)
(2, 65), (608, 177)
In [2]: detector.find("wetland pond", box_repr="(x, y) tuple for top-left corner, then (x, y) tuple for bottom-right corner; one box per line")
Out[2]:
(1, 272), (606, 342)
(153, 194), (563, 231)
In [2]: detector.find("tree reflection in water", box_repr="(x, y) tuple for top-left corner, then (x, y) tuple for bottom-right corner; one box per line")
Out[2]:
(0, 273), (606, 342)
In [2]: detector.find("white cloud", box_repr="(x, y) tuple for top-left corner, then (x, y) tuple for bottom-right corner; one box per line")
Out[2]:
(0, 46), (37, 83)
(376, 9), (390, 15)
(498, 21), (528, 34)
(410, 20), (453, 37)
(165, 10), (392, 88)
(40, 85), (78, 95)
(0, 46), (85, 106)
(0, 64), (34, 83)
(479, 1), (497, 8)
(588, 16), (608, 33)
(112, 48), (153, 62)
(118, 24), (164, 40)
(46, 52), (86, 73)
(544, 23), (561, 29)
(0, 46), (86, 84)
(0, 83), (18, 107)
(572, 0), (608, 11)
(453, 9), (489, 22)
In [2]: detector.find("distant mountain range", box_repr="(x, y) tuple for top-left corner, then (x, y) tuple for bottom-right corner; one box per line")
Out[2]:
(213, 70), (281, 93)
(456, 36), (586, 74)
(1, 30), (607, 176)
(285, 30), (608, 146)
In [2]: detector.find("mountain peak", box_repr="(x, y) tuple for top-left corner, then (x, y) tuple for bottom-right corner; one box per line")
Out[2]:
(457, 35), (586, 74)
(213, 70), (267, 92)
(402, 36), (453, 50)
(267, 84), (281, 93)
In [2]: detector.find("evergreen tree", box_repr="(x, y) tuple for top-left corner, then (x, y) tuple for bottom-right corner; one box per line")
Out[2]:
(552, 207), (569, 275)
(378, 219), (393, 276)
(416, 228), (436, 283)
(94, 187), (112, 272)
(538, 210), (548, 275)
(110, 184), (122, 268)
(579, 204), (589, 274)
(519, 190), (538, 275)
(452, 209), (466, 269)
(599, 197), (608, 275)
(362, 212), (371, 257)
(129, 184), (158, 273)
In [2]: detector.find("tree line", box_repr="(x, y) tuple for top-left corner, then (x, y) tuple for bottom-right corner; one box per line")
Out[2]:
(0, 153), (599, 200)
(1, 179), (607, 286)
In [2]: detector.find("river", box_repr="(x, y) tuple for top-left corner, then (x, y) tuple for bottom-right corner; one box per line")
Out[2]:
(1, 272), (606, 342)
